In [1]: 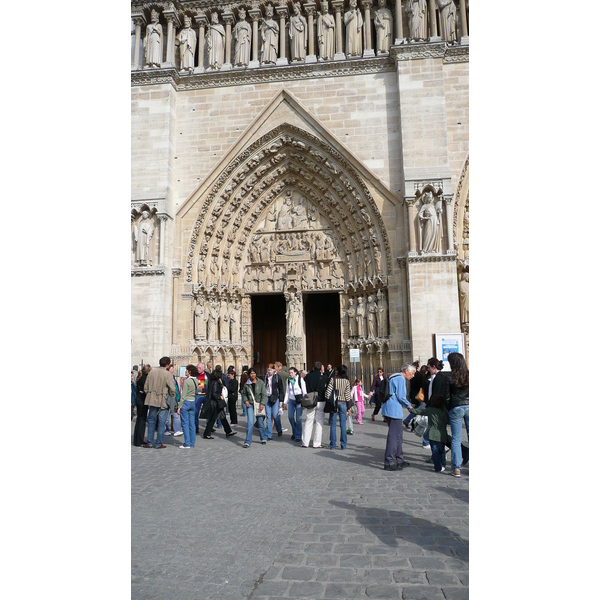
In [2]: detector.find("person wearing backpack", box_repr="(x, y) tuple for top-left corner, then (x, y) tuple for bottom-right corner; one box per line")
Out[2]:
(381, 363), (416, 470)
(202, 365), (236, 440)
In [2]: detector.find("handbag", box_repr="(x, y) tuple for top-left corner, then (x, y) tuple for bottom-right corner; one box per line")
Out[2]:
(415, 388), (425, 403)
(301, 391), (318, 409)
(246, 385), (265, 416)
(324, 387), (338, 414)
(166, 394), (178, 413)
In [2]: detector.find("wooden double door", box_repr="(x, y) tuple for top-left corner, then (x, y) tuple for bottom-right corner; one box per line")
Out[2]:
(251, 292), (341, 374)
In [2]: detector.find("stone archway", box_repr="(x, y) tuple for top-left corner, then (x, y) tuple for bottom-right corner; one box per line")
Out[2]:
(184, 122), (396, 368)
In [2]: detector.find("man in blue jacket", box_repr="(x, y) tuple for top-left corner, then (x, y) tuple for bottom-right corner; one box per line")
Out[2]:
(381, 364), (416, 471)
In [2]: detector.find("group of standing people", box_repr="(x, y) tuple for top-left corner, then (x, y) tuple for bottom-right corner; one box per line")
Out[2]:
(131, 352), (469, 477)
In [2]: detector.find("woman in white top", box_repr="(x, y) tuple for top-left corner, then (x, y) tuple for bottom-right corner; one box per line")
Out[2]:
(283, 367), (306, 442)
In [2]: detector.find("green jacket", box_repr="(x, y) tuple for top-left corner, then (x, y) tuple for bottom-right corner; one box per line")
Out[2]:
(242, 378), (267, 406)
(178, 377), (197, 410)
(409, 406), (450, 444)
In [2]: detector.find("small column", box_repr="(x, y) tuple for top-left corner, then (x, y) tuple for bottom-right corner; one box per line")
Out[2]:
(362, 1), (375, 57)
(158, 215), (168, 265)
(394, 0), (403, 45)
(405, 199), (417, 255)
(222, 11), (234, 70)
(331, 0), (345, 60)
(275, 5), (289, 65)
(249, 8), (261, 68)
(132, 14), (146, 69)
(305, 2), (317, 63)
(162, 10), (179, 67)
(444, 197), (455, 253)
(194, 11), (208, 73)
(459, 0), (469, 44)
(429, 0), (439, 40)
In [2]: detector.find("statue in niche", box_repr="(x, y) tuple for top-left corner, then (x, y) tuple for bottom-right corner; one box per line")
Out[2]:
(206, 12), (225, 70)
(374, 0), (393, 55)
(260, 237), (270, 263)
(315, 233), (325, 261)
(317, 2), (335, 61)
(234, 8), (252, 67)
(176, 15), (197, 72)
(258, 265), (270, 291)
(289, 3), (307, 62)
(437, 0), (457, 43)
(373, 246), (382, 274)
(194, 296), (205, 340)
(144, 10), (163, 68)
(418, 191), (443, 254)
(307, 204), (321, 228)
(347, 256), (355, 281)
(364, 252), (372, 278)
(347, 297), (357, 337)
(197, 255), (205, 282)
(249, 240), (260, 263)
(331, 261), (343, 286)
(367, 295), (378, 339)
(207, 300), (218, 340)
(292, 197), (309, 228)
(285, 292), (302, 337)
(231, 300), (241, 344)
(260, 5), (279, 65)
(133, 210), (154, 266)
(459, 272), (469, 325)
(276, 191), (294, 230)
(264, 203), (278, 232)
(344, 0), (363, 57)
(323, 234), (336, 258)
(356, 296), (366, 337)
(377, 289), (389, 337)
(406, 0), (428, 40)
(220, 299), (230, 342)
(209, 255), (220, 284)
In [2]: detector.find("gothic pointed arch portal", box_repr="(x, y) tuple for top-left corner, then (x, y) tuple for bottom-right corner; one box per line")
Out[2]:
(187, 123), (394, 370)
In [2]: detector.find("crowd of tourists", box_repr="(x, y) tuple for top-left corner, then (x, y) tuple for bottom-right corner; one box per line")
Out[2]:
(131, 353), (469, 476)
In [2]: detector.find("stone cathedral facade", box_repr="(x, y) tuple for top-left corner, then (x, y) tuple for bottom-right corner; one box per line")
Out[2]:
(131, 0), (469, 372)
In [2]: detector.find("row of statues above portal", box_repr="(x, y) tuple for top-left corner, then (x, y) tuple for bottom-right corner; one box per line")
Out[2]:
(132, 1), (468, 73)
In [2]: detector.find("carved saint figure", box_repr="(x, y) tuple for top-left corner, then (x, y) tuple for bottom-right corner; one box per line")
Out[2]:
(220, 299), (230, 342)
(407, 0), (428, 40)
(291, 196), (309, 228)
(231, 300), (241, 343)
(134, 210), (154, 265)
(367, 295), (377, 339)
(194, 295), (205, 340)
(276, 191), (294, 230)
(176, 15), (197, 72)
(378, 289), (389, 337)
(344, 0), (363, 58)
(144, 10), (163, 68)
(437, 0), (457, 42)
(347, 297), (357, 337)
(418, 191), (443, 254)
(459, 272), (469, 325)
(207, 300), (218, 339)
(234, 8), (252, 67)
(260, 5), (279, 65)
(374, 0), (393, 54)
(285, 292), (302, 337)
(206, 12), (225, 69)
(317, 3), (335, 61)
(289, 3), (307, 62)
(197, 255), (205, 282)
(356, 295), (366, 337)
(373, 245), (382, 274)
(209, 255), (220, 284)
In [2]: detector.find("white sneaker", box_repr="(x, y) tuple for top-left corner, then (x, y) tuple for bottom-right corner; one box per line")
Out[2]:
(173, 431), (183, 437)
(282, 428), (288, 432)
(440, 467), (446, 472)
(179, 445), (191, 449)
(164, 431), (172, 436)
(243, 443), (250, 448)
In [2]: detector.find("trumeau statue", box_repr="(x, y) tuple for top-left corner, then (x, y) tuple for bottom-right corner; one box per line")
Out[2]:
(176, 15), (197, 72)
(418, 191), (443, 254)
(317, 3), (335, 61)
(144, 10), (163, 68)
(134, 210), (154, 266)
(356, 295), (366, 337)
(406, 0), (428, 40)
(260, 5), (279, 65)
(374, 0), (393, 55)
(437, 0), (457, 43)
(194, 296), (205, 340)
(285, 291), (302, 337)
(234, 8), (252, 67)
(344, 0), (363, 58)
(206, 12), (225, 69)
(289, 3), (307, 62)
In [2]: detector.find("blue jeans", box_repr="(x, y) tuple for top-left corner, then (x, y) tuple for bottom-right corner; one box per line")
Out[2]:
(330, 402), (347, 449)
(265, 398), (282, 438)
(147, 406), (169, 447)
(287, 399), (303, 440)
(180, 400), (196, 447)
(403, 413), (415, 426)
(194, 395), (206, 432)
(430, 440), (447, 471)
(449, 405), (469, 470)
(422, 429), (430, 447)
(245, 405), (267, 445)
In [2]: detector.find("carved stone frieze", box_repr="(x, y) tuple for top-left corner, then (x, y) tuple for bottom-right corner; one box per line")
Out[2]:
(131, 267), (166, 276)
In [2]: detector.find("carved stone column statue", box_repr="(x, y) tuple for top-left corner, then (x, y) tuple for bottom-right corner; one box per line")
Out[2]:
(234, 8), (252, 66)
(176, 15), (197, 72)
(459, 272), (469, 326)
(344, 0), (363, 58)
(317, 3), (336, 61)
(143, 10), (163, 68)
(347, 297), (357, 337)
(356, 295), (366, 337)
(289, 3), (307, 62)
(437, 0), (457, 42)
(134, 210), (154, 266)
(374, 0), (393, 54)
(418, 191), (443, 254)
(367, 295), (377, 339)
(194, 295), (206, 340)
(206, 12), (225, 69)
(406, 0), (428, 40)
(260, 5), (279, 65)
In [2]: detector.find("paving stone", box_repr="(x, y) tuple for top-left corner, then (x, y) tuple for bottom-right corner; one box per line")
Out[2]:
(280, 566), (317, 581)
(392, 569), (428, 585)
(288, 580), (326, 597)
(441, 586), (470, 600)
(324, 582), (366, 598)
(401, 585), (446, 599)
(364, 584), (402, 598)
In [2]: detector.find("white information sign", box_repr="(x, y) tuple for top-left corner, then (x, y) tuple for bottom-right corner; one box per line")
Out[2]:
(349, 349), (360, 363)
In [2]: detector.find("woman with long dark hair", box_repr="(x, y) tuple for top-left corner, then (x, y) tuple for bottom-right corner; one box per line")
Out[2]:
(324, 365), (352, 450)
(445, 352), (469, 477)
(202, 365), (236, 440)
(133, 365), (151, 446)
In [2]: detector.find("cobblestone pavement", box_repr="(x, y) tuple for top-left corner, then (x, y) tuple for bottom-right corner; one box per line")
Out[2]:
(132, 407), (468, 600)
